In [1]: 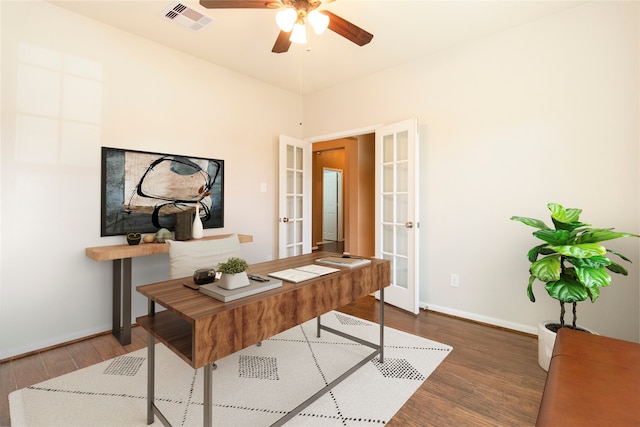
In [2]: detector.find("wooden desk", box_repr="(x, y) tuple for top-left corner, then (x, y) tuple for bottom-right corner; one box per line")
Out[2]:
(86, 234), (253, 345)
(136, 252), (390, 426)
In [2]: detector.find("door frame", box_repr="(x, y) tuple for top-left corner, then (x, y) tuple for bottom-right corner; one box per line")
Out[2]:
(307, 121), (419, 314)
(306, 125), (382, 144)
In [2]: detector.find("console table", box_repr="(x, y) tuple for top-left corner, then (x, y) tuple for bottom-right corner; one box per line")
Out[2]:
(85, 234), (253, 345)
(136, 252), (390, 427)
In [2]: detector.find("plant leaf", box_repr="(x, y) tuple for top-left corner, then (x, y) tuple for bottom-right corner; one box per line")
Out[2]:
(552, 217), (589, 232)
(575, 266), (611, 290)
(548, 203), (582, 224)
(545, 277), (589, 303)
(511, 216), (550, 230)
(527, 243), (549, 262)
(531, 255), (560, 282)
(550, 243), (606, 258)
(527, 275), (536, 302)
(606, 262), (629, 275)
(586, 284), (600, 303)
(576, 229), (639, 244)
(607, 248), (633, 263)
(568, 256), (611, 269)
(534, 229), (571, 245)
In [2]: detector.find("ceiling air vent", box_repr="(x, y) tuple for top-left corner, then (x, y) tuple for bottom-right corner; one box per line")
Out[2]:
(161, 2), (213, 32)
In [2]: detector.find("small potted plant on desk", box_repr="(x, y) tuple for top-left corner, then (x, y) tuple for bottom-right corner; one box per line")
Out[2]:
(216, 257), (250, 290)
(511, 203), (638, 370)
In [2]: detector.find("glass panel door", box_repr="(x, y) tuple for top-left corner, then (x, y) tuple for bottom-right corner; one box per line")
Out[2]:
(375, 119), (419, 313)
(279, 135), (311, 258)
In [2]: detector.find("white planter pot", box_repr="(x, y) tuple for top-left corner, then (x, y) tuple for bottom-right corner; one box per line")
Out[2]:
(217, 271), (250, 290)
(538, 320), (597, 371)
(538, 321), (557, 371)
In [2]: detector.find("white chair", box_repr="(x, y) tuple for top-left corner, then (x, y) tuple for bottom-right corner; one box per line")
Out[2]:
(167, 234), (246, 368)
(167, 234), (242, 280)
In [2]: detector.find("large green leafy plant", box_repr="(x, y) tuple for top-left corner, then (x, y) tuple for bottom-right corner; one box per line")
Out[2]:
(511, 203), (638, 330)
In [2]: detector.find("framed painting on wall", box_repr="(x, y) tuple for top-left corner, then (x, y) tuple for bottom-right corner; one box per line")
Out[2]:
(101, 147), (224, 236)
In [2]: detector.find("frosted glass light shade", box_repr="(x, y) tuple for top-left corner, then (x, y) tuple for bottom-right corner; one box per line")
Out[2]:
(290, 21), (307, 44)
(308, 10), (329, 34)
(276, 8), (297, 32)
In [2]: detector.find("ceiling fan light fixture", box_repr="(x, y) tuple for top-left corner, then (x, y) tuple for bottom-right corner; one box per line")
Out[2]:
(289, 19), (307, 44)
(275, 8), (296, 32)
(308, 10), (329, 34)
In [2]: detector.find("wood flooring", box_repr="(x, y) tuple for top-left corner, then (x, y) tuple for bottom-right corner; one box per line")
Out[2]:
(0, 296), (547, 426)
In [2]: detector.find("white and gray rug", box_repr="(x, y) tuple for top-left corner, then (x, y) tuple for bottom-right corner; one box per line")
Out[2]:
(10, 311), (452, 426)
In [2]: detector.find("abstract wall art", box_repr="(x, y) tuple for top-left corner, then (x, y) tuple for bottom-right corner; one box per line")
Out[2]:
(101, 147), (224, 236)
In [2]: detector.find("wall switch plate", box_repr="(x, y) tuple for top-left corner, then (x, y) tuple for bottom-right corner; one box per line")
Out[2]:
(450, 273), (459, 287)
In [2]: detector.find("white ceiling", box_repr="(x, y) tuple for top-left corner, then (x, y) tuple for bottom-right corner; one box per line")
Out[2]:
(48, 0), (582, 95)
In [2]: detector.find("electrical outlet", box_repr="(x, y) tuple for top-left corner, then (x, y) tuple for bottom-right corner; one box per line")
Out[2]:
(450, 273), (459, 287)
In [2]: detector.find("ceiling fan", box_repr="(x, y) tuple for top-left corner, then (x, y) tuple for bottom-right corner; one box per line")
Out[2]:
(199, 0), (374, 53)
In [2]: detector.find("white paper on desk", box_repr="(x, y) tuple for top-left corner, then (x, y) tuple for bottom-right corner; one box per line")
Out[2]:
(268, 269), (318, 283)
(295, 264), (339, 275)
(268, 264), (338, 283)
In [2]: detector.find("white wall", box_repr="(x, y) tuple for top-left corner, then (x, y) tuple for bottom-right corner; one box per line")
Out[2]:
(0, 1), (302, 359)
(304, 2), (640, 341)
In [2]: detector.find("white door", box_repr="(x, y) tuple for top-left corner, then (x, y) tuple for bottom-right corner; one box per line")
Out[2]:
(322, 168), (342, 242)
(375, 119), (420, 314)
(278, 135), (312, 258)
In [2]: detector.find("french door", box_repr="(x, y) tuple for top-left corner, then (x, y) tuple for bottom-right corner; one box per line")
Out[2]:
(375, 119), (420, 314)
(278, 135), (312, 258)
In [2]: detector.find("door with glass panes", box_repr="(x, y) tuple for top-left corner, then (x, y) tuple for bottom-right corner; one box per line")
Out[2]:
(375, 119), (419, 314)
(278, 135), (311, 258)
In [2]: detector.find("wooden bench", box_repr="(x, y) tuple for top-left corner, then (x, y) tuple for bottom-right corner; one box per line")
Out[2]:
(536, 327), (640, 426)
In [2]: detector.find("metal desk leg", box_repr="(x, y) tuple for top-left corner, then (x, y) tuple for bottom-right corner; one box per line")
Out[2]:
(147, 332), (155, 425)
(112, 257), (132, 345)
(379, 287), (385, 363)
(204, 362), (213, 427)
(146, 300), (172, 426)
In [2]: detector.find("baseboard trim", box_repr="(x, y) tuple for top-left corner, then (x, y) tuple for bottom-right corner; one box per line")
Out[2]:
(420, 302), (538, 337)
(3, 303), (537, 362)
(0, 324), (139, 363)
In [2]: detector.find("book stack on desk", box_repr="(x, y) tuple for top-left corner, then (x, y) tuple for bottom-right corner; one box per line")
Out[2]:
(316, 256), (371, 268)
(199, 275), (282, 302)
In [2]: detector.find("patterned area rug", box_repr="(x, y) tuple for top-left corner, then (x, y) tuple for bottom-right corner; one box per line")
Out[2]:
(10, 311), (452, 426)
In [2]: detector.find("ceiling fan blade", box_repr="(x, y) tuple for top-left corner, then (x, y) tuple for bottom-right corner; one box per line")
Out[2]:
(199, 0), (280, 9)
(272, 30), (292, 53)
(321, 11), (373, 46)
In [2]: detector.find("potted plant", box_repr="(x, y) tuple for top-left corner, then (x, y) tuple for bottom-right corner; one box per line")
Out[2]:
(511, 203), (638, 370)
(216, 257), (250, 290)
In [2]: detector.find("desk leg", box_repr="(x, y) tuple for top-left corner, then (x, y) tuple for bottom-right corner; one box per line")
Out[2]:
(147, 332), (155, 425)
(111, 258), (132, 346)
(203, 362), (213, 427)
(379, 287), (385, 363)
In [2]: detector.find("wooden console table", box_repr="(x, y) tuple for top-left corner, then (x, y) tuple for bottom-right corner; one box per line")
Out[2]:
(136, 252), (390, 427)
(86, 234), (253, 345)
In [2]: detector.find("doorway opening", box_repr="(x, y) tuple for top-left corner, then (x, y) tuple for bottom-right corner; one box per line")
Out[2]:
(322, 168), (343, 243)
(311, 135), (375, 257)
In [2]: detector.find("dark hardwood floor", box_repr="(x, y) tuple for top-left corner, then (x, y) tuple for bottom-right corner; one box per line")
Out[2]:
(0, 296), (547, 426)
